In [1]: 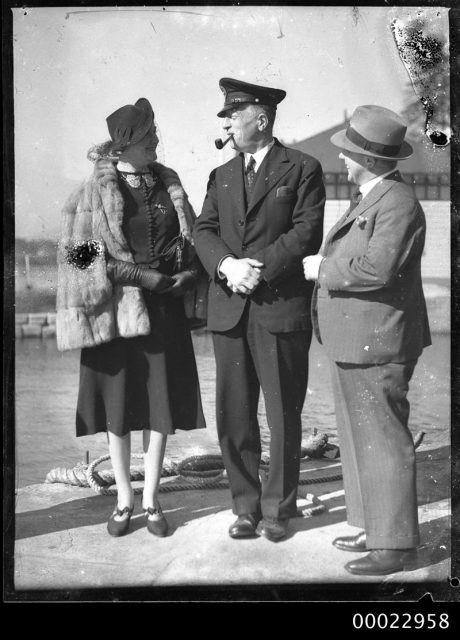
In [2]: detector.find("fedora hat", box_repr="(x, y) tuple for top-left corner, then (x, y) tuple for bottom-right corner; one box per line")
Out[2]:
(106, 98), (154, 151)
(217, 77), (286, 117)
(330, 105), (413, 159)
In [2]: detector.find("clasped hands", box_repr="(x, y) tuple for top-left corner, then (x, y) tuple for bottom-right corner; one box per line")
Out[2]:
(219, 253), (323, 292)
(220, 256), (264, 295)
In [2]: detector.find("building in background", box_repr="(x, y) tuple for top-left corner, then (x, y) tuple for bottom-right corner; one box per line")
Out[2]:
(282, 114), (450, 286)
(284, 112), (450, 202)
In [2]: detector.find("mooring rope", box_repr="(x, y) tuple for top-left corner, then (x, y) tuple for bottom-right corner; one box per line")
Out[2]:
(45, 452), (343, 495)
(44, 431), (425, 498)
(83, 452), (343, 496)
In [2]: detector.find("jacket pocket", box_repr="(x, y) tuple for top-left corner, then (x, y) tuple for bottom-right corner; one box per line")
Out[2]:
(275, 185), (294, 198)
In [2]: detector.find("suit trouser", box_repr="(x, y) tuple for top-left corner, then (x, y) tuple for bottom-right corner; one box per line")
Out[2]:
(330, 359), (420, 549)
(212, 304), (311, 520)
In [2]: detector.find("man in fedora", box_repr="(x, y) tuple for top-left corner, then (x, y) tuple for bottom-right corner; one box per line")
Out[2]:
(193, 78), (325, 541)
(303, 105), (431, 575)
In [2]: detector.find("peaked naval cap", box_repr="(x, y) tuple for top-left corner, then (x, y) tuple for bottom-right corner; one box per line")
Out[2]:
(217, 77), (286, 118)
(106, 98), (154, 151)
(330, 105), (413, 160)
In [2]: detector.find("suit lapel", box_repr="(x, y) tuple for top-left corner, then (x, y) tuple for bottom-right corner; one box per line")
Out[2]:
(220, 155), (246, 218)
(325, 172), (402, 247)
(246, 141), (293, 216)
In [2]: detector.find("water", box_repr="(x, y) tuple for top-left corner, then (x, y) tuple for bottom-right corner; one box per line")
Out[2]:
(14, 332), (450, 488)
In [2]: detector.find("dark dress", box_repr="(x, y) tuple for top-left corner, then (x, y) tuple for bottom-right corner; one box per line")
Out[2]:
(76, 170), (206, 437)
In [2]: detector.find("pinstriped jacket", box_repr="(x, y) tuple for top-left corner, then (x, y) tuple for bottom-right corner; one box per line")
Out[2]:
(312, 172), (431, 364)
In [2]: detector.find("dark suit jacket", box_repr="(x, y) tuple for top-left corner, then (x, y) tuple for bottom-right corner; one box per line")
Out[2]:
(312, 172), (431, 364)
(193, 139), (325, 332)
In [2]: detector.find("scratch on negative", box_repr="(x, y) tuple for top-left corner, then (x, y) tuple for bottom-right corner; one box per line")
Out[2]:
(65, 9), (214, 19)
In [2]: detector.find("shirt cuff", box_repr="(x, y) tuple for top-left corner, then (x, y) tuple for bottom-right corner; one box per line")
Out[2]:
(217, 254), (234, 280)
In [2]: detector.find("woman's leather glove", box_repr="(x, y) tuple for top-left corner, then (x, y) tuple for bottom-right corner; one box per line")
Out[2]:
(107, 258), (174, 292)
(162, 270), (197, 297)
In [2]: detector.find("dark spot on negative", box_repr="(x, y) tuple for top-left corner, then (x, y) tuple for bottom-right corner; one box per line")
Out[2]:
(400, 31), (443, 70)
(429, 131), (448, 146)
(65, 240), (103, 269)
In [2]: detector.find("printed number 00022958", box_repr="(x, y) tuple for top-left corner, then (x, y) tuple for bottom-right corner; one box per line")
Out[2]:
(352, 612), (449, 630)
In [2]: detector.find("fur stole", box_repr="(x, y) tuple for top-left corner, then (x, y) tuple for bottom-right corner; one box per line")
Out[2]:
(56, 143), (196, 352)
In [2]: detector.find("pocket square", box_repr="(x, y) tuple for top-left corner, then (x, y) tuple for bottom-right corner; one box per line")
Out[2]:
(276, 186), (293, 198)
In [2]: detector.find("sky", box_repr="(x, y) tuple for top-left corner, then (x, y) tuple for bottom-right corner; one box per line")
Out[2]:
(12, 4), (449, 240)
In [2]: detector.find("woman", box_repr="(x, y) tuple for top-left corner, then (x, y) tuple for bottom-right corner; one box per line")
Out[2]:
(56, 98), (206, 537)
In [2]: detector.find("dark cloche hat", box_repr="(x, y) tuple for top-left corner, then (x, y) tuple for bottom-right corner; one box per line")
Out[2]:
(217, 77), (286, 117)
(330, 105), (413, 160)
(106, 98), (154, 151)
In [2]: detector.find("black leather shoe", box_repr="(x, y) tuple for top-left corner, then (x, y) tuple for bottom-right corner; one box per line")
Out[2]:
(144, 507), (169, 537)
(333, 531), (367, 552)
(345, 549), (417, 576)
(107, 505), (134, 537)
(255, 517), (289, 542)
(228, 514), (259, 538)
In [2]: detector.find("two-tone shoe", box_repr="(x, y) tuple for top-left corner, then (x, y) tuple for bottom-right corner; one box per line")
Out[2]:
(107, 505), (134, 537)
(144, 506), (169, 537)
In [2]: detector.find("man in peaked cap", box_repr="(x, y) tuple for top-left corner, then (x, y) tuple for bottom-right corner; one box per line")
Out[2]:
(216, 77), (287, 118)
(303, 105), (431, 575)
(193, 77), (325, 541)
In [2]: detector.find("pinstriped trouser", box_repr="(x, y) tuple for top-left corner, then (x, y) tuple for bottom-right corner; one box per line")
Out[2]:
(330, 359), (420, 550)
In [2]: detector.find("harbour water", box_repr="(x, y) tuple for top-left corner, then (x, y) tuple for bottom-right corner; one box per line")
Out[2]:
(14, 331), (450, 489)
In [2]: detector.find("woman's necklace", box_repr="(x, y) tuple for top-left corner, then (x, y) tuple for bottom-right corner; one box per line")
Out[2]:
(118, 171), (157, 189)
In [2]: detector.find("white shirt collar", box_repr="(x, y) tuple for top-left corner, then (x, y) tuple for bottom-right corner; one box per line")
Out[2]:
(359, 169), (396, 198)
(244, 139), (275, 172)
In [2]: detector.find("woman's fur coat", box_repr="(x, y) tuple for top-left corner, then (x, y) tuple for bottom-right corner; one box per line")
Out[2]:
(56, 144), (196, 352)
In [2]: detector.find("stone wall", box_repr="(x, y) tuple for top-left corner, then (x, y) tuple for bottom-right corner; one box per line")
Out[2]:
(15, 313), (57, 339)
(15, 287), (450, 339)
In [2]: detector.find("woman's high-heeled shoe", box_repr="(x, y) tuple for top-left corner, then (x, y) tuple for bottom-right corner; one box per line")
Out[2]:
(107, 505), (134, 537)
(143, 506), (169, 537)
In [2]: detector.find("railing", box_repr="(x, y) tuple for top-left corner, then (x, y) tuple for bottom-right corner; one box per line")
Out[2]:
(323, 173), (450, 201)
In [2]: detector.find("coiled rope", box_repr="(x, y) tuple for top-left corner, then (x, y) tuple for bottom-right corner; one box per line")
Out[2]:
(45, 431), (425, 497)
(44, 453), (179, 488)
(47, 452), (343, 497)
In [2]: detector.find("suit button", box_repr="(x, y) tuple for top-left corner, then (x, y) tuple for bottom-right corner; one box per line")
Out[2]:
(238, 220), (245, 226)
(242, 243), (248, 251)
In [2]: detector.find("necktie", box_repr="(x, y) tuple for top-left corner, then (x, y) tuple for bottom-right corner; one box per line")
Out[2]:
(245, 156), (256, 194)
(346, 187), (362, 216)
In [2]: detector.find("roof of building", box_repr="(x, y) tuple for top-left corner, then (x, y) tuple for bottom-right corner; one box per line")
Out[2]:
(283, 117), (450, 175)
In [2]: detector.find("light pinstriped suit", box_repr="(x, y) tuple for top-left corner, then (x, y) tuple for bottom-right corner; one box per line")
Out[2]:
(312, 171), (431, 549)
